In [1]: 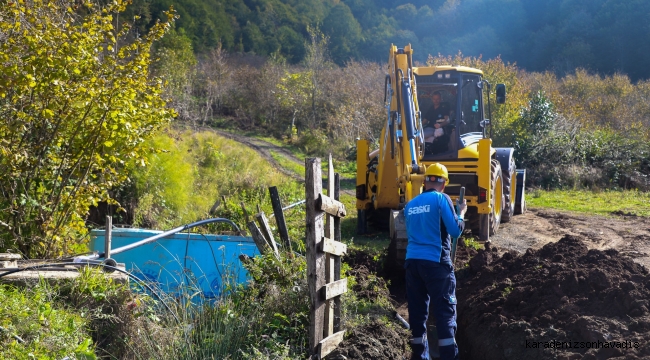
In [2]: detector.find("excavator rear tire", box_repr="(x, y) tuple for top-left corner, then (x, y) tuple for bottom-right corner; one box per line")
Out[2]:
(500, 156), (516, 223)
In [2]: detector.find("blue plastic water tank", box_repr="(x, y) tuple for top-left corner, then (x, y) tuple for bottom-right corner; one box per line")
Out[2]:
(90, 228), (259, 298)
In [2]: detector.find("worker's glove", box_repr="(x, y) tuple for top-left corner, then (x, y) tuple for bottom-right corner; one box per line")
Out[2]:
(434, 128), (444, 138)
(457, 199), (467, 218)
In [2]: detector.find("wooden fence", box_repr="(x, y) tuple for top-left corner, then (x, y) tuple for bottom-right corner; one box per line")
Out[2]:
(306, 155), (347, 359)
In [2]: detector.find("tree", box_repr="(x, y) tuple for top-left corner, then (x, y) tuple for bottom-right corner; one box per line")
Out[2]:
(153, 28), (197, 124)
(321, 3), (362, 65)
(303, 26), (333, 130)
(0, 0), (175, 257)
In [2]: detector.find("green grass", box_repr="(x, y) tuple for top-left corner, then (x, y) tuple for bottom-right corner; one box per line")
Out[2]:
(131, 129), (304, 232)
(528, 189), (650, 217)
(0, 284), (94, 359)
(270, 150), (305, 176)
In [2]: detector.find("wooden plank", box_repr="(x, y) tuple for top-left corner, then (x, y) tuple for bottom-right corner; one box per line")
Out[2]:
(255, 211), (279, 256)
(247, 220), (272, 256)
(318, 330), (346, 359)
(321, 237), (347, 256)
(269, 186), (291, 252)
(316, 194), (346, 218)
(321, 278), (348, 300)
(306, 157), (326, 355)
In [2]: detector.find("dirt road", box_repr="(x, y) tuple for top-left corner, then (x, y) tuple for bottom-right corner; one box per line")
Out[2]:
(491, 208), (650, 268)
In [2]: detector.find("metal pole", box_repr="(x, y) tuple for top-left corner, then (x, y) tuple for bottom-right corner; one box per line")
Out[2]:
(87, 218), (242, 260)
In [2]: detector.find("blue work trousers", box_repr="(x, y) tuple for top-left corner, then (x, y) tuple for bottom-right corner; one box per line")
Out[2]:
(405, 259), (458, 360)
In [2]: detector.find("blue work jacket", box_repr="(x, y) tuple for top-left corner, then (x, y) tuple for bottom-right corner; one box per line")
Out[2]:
(404, 188), (464, 265)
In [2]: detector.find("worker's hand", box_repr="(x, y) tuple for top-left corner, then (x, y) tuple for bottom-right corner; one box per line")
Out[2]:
(434, 123), (441, 129)
(457, 199), (467, 218)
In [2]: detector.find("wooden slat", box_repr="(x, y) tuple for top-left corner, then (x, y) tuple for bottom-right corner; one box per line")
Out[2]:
(269, 186), (291, 251)
(255, 211), (279, 256)
(321, 278), (348, 300)
(321, 237), (347, 256)
(316, 194), (346, 218)
(318, 330), (346, 359)
(306, 158), (326, 355)
(247, 220), (272, 256)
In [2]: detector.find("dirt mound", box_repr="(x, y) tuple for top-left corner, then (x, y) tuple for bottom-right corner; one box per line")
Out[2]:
(328, 319), (410, 360)
(457, 235), (650, 359)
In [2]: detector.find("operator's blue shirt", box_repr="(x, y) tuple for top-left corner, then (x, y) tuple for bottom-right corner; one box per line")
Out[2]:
(404, 188), (464, 265)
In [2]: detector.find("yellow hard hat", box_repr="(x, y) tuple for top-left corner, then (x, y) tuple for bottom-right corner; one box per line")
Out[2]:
(425, 163), (449, 185)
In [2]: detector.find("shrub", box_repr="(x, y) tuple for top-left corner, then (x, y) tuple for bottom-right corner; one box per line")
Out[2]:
(0, 0), (175, 257)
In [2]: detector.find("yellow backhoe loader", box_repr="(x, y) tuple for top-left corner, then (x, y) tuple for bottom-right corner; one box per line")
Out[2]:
(355, 45), (526, 268)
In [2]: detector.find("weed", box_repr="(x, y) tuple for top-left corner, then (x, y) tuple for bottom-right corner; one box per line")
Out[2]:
(462, 236), (483, 251)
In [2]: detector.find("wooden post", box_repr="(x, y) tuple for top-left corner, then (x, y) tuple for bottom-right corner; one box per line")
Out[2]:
(325, 154), (335, 337)
(306, 157), (325, 355)
(105, 216), (112, 259)
(269, 186), (291, 252)
(333, 172), (341, 332)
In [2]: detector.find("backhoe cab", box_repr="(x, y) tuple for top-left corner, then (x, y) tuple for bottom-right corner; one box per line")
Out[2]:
(355, 45), (526, 266)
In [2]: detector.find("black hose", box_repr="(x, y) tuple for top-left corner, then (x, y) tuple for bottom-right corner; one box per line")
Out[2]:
(0, 262), (180, 324)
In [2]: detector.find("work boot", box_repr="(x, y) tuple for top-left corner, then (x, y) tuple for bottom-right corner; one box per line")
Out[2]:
(409, 336), (430, 360)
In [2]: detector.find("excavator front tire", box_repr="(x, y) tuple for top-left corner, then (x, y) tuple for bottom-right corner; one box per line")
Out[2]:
(479, 159), (504, 241)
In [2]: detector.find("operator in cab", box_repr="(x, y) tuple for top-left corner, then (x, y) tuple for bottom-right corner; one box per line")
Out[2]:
(423, 92), (451, 154)
(403, 163), (467, 360)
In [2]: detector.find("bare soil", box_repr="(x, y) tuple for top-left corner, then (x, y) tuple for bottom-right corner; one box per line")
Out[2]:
(458, 235), (650, 359)
(391, 209), (650, 360)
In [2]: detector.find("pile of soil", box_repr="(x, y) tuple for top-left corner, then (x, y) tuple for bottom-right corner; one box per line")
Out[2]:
(457, 235), (650, 360)
(328, 319), (410, 360)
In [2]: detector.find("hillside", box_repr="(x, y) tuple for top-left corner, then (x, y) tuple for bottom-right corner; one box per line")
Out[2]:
(139, 0), (650, 80)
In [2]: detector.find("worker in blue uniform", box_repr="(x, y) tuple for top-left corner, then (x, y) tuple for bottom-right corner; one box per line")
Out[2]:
(404, 163), (466, 360)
